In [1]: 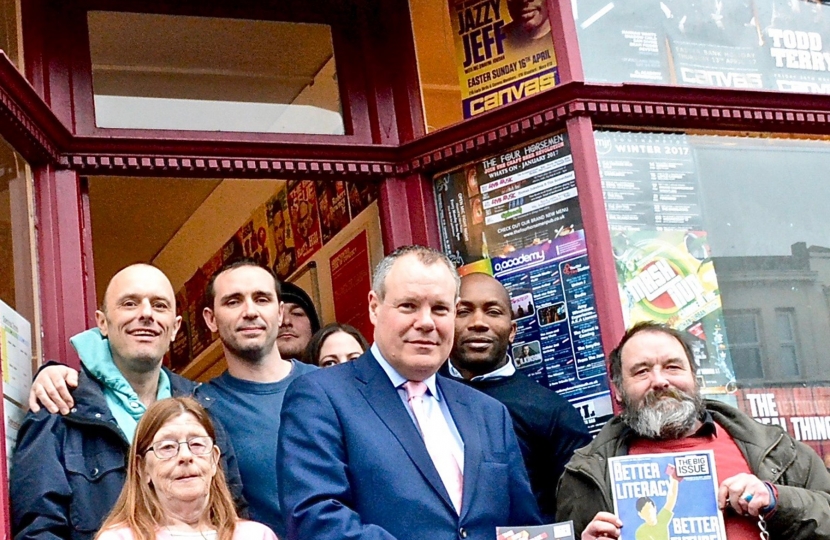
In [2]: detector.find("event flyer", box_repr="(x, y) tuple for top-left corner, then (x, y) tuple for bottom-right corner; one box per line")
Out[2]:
(758, 1), (830, 94)
(497, 521), (575, 540)
(287, 180), (324, 266)
(611, 229), (736, 393)
(435, 131), (582, 266)
(449, 0), (559, 118)
(492, 233), (613, 433)
(662, 0), (764, 89)
(610, 451), (725, 540)
(574, 0), (670, 84)
(594, 131), (703, 232)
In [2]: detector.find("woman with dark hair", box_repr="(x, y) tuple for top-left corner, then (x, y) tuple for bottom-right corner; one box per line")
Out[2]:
(95, 397), (275, 540)
(303, 323), (369, 368)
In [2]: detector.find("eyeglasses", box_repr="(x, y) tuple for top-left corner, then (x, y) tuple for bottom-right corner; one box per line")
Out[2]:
(145, 436), (214, 460)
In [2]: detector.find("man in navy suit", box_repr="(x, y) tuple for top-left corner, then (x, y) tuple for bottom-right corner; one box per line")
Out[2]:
(278, 245), (541, 540)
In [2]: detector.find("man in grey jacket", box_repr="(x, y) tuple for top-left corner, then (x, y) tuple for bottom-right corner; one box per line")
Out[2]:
(558, 321), (830, 540)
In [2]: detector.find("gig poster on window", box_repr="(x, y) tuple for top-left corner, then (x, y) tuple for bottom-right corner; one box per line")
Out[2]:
(493, 233), (614, 433)
(449, 0), (559, 118)
(435, 131), (582, 267)
(316, 181), (351, 245)
(287, 180), (323, 266)
(737, 387), (830, 467)
(595, 131), (737, 394)
(574, 0), (670, 84)
(265, 187), (297, 281)
(756, 0), (830, 95)
(170, 288), (192, 371)
(235, 203), (274, 270)
(661, 0), (765, 90)
(434, 131), (613, 433)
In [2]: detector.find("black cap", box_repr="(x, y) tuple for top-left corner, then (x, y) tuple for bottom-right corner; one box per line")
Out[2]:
(280, 282), (321, 333)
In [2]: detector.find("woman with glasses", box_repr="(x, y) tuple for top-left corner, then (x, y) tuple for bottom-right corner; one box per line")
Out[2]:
(95, 397), (276, 540)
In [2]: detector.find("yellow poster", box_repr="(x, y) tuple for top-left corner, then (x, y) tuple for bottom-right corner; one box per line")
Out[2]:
(450, 0), (559, 118)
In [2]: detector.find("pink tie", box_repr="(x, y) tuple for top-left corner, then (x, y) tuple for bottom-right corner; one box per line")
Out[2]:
(403, 380), (464, 514)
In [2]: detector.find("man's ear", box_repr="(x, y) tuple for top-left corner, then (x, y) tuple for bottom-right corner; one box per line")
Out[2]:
(368, 291), (380, 326)
(508, 321), (517, 344)
(203, 307), (218, 333)
(95, 310), (108, 337)
(170, 315), (182, 342)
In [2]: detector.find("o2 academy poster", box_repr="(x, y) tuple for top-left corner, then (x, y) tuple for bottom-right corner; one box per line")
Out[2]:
(610, 451), (725, 540)
(434, 131), (613, 433)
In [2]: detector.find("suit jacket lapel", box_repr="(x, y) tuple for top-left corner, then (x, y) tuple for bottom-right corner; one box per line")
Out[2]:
(353, 352), (456, 512)
(438, 375), (481, 521)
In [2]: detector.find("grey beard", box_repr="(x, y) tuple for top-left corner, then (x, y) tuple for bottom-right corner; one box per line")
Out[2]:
(622, 388), (704, 440)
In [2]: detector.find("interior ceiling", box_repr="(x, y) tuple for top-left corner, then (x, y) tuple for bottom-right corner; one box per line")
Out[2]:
(87, 11), (335, 103)
(88, 176), (221, 304)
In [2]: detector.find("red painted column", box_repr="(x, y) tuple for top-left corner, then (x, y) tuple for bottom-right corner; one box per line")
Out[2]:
(378, 173), (441, 254)
(34, 165), (95, 368)
(548, 0), (584, 83)
(567, 116), (625, 356)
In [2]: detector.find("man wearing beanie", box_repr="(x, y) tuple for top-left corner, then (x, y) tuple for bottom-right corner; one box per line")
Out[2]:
(278, 282), (321, 363)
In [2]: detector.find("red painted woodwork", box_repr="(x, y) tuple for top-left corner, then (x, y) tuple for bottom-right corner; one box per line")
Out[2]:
(34, 166), (92, 369)
(547, 0), (583, 83)
(378, 173), (441, 253)
(566, 116), (625, 356)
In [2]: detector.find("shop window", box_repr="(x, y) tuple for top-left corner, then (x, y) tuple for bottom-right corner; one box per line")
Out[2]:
(596, 129), (830, 463)
(87, 175), (381, 378)
(410, 0), (560, 132)
(0, 135), (37, 426)
(723, 310), (765, 381)
(0, 0), (21, 69)
(775, 307), (801, 377)
(576, 0), (830, 95)
(87, 12), (344, 134)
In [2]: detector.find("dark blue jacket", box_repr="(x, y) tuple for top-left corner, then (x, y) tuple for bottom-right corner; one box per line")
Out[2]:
(10, 365), (246, 540)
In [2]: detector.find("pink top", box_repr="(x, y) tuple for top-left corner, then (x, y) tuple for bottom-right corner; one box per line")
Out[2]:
(96, 520), (278, 540)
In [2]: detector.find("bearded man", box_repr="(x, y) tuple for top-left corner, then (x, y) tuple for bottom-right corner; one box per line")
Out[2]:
(557, 322), (830, 540)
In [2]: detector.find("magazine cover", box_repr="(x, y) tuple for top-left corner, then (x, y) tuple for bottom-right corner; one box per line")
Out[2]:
(609, 451), (725, 540)
(496, 521), (574, 540)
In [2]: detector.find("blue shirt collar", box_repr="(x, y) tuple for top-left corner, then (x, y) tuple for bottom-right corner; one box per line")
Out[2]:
(370, 343), (440, 400)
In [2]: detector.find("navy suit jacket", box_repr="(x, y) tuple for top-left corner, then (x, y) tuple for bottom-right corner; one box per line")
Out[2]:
(277, 350), (542, 540)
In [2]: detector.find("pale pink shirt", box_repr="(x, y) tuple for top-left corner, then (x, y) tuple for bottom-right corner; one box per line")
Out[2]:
(96, 520), (277, 540)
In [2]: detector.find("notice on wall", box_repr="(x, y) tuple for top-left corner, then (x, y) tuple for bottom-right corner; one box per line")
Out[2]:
(0, 299), (32, 471)
(435, 131), (613, 433)
(330, 231), (373, 341)
(449, 0), (558, 118)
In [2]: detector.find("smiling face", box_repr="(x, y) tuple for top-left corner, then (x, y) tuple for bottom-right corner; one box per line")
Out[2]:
(617, 330), (703, 439)
(95, 264), (181, 375)
(318, 330), (364, 368)
(451, 273), (516, 378)
(203, 265), (283, 364)
(277, 303), (314, 360)
(141, 412), (219, 510)
(369, 254), (457, 381)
